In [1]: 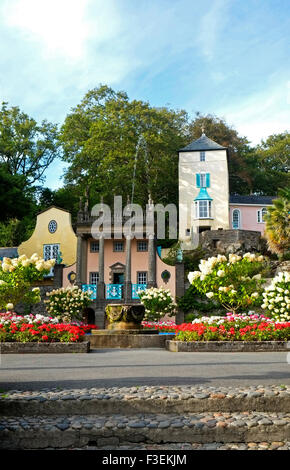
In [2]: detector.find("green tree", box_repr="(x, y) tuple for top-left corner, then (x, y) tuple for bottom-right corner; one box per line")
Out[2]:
(264, 188), (290, 257)
(0, 102), (59, 185)
(250, 132), (290, 195)
(0, 164), (36, 222)
(60, 85), (188, 207)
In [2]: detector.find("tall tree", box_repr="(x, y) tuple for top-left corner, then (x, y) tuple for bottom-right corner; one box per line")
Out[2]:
(60, 85), (188, 207)
(0, 102), (59, 185)
(249, 132), (290, 195)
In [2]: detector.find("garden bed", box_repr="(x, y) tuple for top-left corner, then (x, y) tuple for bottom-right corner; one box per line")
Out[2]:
(0, 341), (90, 354)
(166, 339), (290, 352)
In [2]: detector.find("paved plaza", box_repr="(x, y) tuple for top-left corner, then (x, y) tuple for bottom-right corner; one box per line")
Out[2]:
(1, 349), (290, 391)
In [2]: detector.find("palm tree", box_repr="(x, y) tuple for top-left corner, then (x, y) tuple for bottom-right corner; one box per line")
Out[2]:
(264, 188), (290, 257)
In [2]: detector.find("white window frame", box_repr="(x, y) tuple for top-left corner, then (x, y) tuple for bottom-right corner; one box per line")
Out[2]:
(90, 241), (99, 252)
(113, 241), (124, 252)
(257, 207), (267, 223)
(43, 243), (60, 276)
(137, 241), (148, 252)
(200, 151), (205, 161)
(200, 173), (207, 188)
(195, 200), (212, 219)
(232, 209), (241, 229)
(89, 272), (99, 284)
(137, 271), (147, 284)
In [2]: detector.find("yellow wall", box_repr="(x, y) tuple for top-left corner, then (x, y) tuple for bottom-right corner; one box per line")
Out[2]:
(18, 207), (77, 265)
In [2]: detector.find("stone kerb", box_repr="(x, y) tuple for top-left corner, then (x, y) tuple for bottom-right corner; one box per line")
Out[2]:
(166, 340), (290, 352)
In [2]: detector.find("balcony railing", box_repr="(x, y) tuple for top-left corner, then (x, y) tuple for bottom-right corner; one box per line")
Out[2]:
(82, 284), (97, 300)
(132, 283), (147, 299)
(106, 284), (123, 300)
(81, 283), (147, 300)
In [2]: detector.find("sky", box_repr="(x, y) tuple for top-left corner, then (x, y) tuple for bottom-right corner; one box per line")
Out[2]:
(0, 0), (289, 189)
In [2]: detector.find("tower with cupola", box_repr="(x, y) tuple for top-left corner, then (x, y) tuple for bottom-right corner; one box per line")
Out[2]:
(178, 132), (230, 249)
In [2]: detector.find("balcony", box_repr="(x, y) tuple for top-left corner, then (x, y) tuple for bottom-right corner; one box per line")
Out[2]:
(81, 284), (97, 300)
(132, 283), (147, 299)
(106, 284), (123, 300)
(81, 283), (148, 301)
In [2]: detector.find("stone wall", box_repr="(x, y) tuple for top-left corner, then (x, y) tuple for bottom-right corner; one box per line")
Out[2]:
(199, 229), (266, 255)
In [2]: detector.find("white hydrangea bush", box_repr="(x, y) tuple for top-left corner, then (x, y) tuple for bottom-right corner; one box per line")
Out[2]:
(261, 271), (290, 321)
(44, 286), (92, 322)
(138, 287), (176, 321)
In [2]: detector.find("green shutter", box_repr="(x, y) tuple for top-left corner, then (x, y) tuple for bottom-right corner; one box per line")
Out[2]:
(196, 174), (200, 188)
(206, 173), (210, 187)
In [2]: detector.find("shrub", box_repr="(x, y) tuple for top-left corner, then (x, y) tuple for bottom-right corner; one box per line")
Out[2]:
(177, 284), (219, 314)
(44, 286), (92, 322)
(0, 253), (55, 311)
(188, 253), (267, 313)
(138, 287), (176, 321)
(261, 271), (290, 321)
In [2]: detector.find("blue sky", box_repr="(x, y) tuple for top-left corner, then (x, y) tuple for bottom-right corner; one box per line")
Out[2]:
(0, 0), (289, 189)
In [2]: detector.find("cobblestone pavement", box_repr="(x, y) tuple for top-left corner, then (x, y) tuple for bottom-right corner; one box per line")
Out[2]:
(2, 384), (290, 450)
(1, 383), (290, 401)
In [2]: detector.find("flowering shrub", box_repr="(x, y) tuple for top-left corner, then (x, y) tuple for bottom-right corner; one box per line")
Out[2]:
(188, 253), (267, 313)
(138, 287), (176, 321)
(44, 286), (92, 322)
(142, 320), (177, 332)
(0, 253), (55, 311)
(0, 313), (96, 343)
(261, 271), (290, 321)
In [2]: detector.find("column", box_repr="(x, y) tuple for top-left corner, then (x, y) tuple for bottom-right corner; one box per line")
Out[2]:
(175, 262), (185, 324)
(98, 235), (105, 299)
(124, 235), (132, 302)
(76, 235), (83, 287)
(147, 235), (156, 288)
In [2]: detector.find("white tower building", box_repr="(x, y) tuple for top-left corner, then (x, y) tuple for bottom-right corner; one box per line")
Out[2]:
(178, 133), (230, 250)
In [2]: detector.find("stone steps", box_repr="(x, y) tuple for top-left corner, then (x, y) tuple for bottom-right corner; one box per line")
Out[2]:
(1, 412), (290, 449)
(2, 385), (290, 449)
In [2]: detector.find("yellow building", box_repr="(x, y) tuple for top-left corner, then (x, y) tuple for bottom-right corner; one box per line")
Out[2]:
(18, 206), (77, 266)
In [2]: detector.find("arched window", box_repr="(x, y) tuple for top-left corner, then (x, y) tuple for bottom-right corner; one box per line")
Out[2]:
(257, 207), (267, 223)
(232, 209), (240, 229)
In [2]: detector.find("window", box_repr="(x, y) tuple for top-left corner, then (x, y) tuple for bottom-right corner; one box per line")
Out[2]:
(137, 272), (147, 284)
(90, 241), (99, 252)
(257, 207), (267, 223)
(48, 220), (57, 234)
(137, 241), (148, 252)
(196, 173), (210, 188)
(200, 174), (206, 187)
(195, 201), (211, 219)
(200, 151), (205, 161)
(113, 241), (124, 252)
(89, 272), (99, 284)
(43, 244), (59, 276)
(232, 209), (240, 229)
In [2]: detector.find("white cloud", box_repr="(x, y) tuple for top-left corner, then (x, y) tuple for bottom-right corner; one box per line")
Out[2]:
(198, 0), (230, 61)
(216, 80), (290, 144)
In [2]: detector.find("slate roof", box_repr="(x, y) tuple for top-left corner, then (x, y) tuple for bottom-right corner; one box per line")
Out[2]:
(229, 195), (275, 205)
(179, 133), (227, 152)
(0, 247), (18, 260)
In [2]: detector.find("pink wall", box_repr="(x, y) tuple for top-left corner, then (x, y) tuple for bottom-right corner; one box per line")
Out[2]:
(229, 205), (269, 235)
(62, 263), (77, 288)
(84, 237), (176, 297)
(156, 255), (176, 298)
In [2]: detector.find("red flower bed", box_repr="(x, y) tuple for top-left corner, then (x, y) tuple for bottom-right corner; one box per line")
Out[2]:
(174, 321), (290, 342)
(0, 322), (96, 343)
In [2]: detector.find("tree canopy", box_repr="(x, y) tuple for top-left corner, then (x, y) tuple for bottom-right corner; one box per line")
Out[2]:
(0, 102), (59, 185)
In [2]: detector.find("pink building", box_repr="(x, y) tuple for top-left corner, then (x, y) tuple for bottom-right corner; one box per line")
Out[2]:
(229, 195), (275, 235)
